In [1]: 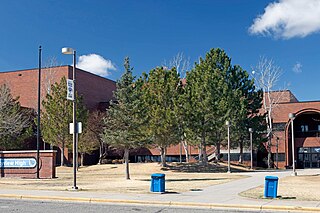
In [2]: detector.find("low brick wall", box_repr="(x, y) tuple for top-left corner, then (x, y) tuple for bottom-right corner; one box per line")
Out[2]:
(0, 150), (56, 179)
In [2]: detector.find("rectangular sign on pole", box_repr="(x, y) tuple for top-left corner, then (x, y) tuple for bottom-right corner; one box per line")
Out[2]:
(67, 79), (74, 101)
(69, 122), (82, 134)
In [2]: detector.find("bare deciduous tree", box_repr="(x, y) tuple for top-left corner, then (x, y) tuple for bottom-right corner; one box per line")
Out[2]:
(163, 52), (191, 78)
(0, 84), (30, 148)
(252, 57), (285, 168)
(81, 110), (106, 165)
(42, 57), (60, 96)
(163, 52), (191, 162)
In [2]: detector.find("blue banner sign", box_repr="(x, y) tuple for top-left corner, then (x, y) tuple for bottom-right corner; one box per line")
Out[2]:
(0, 158), (37, 169)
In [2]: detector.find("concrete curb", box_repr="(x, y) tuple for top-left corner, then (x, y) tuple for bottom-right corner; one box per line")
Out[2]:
(0, 194), (319, 212)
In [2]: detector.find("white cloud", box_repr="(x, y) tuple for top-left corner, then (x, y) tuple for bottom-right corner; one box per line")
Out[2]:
(249, 0), (320, 39)
(292, 62), (302, 73)
(76, 54), (116, 77)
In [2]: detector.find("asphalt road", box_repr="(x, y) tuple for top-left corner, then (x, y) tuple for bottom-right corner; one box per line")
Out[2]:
(0, 199), (288, 213)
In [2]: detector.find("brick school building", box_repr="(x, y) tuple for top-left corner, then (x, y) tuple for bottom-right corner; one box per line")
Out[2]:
(1, 67), (320, 168)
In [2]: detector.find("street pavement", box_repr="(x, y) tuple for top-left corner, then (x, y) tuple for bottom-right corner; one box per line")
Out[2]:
(0, 199), (279, 213)
(0, 169), (319, 212)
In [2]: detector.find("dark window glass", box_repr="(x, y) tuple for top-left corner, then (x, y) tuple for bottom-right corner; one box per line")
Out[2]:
(272, 153), (285, 162)
(273, 123), (286, 131)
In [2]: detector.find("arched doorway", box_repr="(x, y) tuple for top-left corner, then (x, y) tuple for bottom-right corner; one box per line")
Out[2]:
(286, 110), (320, 169)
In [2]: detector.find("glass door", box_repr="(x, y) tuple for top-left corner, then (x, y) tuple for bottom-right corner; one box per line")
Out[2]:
(311, 154), (318, 168)
(298, 153), (304, 168)
(304, 153), (311, 168)
(297, 147), (320, 168)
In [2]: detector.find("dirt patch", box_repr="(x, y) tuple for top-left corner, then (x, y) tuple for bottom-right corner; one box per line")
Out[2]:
(0, 162), (247, 193)
(240, 174), (320, 201)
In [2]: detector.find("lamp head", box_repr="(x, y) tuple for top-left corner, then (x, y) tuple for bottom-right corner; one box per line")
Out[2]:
(289, 113), (295, 119)
(225, 120), (231, 126)
(248, 128), (253, 133)
(62, 47), (74, 55)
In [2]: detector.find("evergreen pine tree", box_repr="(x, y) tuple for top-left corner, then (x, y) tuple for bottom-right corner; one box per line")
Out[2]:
(226, 65), (263, 164)
(102, 57), (147, 179)
(185, 48), (231, 165)
(142, 66), (181, 167)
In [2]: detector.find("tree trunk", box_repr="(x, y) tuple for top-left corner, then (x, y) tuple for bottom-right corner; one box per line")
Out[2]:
(80, 153), (84, 167)
(60, 141), (64, 166)
(198, 144), (203, 162)
(239, 141), (243, 164)
(215, 132), (221, 161)
(202, 143), (208, 165)
(215, 141), (221, 160)
(181, 141), (189, 163)
(266, 110), (273, 169)
(160, 147), (167, 167)
(267, 137), (272, 168)
(179, 142), (182, 163)
(201, 130), (208, 165)
(99, 141), (103, 164)
(124, 148), (130, 180)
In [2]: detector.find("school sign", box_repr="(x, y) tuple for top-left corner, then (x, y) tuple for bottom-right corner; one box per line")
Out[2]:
(0, 158), (37, 169)
(0, 150), (56, 178)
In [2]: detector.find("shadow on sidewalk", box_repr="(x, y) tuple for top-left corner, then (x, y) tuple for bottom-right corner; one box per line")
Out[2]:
(162, 162), (245, 173)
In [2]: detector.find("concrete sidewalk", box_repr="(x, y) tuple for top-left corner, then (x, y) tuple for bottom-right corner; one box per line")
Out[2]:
(0, 169), (319, 212)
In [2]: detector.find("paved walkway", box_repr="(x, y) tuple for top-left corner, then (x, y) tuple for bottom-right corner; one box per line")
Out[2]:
(0, 169), (319, 212)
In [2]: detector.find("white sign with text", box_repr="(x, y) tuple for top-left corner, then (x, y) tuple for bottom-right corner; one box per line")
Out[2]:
(67, 79), (74, 101)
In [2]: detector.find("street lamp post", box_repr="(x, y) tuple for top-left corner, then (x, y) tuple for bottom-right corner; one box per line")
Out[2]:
(276, 137), (279, 169)
(248, 128), (253, 170)
(62, 47), (78, 189)
(289, 113), (297, 176)
(226, 121), (231, 173)
(36, 45), (42, 179)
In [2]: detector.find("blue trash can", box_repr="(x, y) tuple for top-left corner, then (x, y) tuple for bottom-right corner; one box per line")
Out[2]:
(150, 173), (165, 193)
(264, 176), (278, 198)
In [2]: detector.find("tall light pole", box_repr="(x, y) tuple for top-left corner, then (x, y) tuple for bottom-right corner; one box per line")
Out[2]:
(276, 137), (279, 169)
(248, 128), (253, 170)
(36, 45), (42, 179)
(62, 47), (78, 190)
(289, 113), (297, 176)
(226, 120), (231, 173)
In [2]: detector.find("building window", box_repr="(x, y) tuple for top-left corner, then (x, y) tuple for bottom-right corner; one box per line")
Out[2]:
(301, 125), (309, 132)
(273, 122), (286, 131)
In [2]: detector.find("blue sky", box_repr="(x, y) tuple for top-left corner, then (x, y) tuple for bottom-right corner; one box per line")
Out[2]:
(1, 0), (320, 101)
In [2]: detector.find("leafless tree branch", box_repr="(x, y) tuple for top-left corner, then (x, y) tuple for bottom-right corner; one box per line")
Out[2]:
(252, 56), (286, 168)
(163, 52), (191, 78)
(0, 84), (30, 139)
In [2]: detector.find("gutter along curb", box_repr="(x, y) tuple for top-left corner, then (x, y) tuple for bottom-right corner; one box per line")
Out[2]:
(0, 194), (318, 212)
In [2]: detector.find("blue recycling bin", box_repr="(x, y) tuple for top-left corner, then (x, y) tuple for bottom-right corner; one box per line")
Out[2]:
(264, 176), (278, 198)
(150, 173), (165, 193)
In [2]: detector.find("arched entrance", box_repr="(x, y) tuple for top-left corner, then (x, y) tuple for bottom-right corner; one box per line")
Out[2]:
(286, 109), (320, 169)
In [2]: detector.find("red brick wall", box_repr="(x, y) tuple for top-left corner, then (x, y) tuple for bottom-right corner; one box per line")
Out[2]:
(266, 90), (299, 104)
(0, 66), (116, 111)
(0, 67), (68, 110)
(69, 66), (116, 110)
(272, 101), (320, 123)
